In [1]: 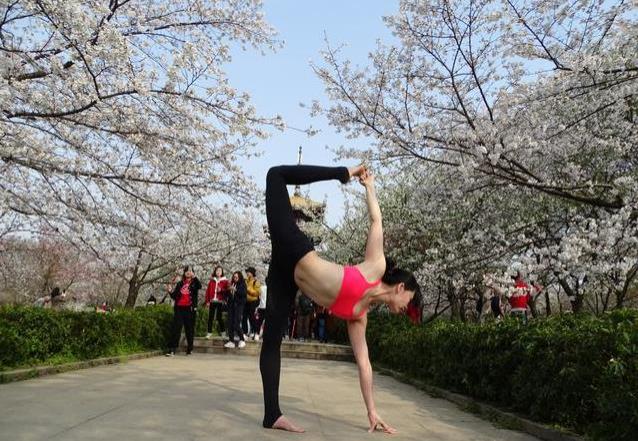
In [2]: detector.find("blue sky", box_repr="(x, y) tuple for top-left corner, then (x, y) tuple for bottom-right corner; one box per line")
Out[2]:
(227, 1), (398, 225)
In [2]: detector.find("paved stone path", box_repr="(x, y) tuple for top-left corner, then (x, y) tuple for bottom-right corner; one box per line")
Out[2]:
(0, 354), (540, 441)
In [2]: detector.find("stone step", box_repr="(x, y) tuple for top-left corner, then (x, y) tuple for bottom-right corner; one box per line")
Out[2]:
(192, 337), (352, 355)
(191, 345), (354, 362)
(184, 337), (354, 362)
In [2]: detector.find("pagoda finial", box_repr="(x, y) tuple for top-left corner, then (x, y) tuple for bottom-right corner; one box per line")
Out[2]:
(294, 146), (303, 196)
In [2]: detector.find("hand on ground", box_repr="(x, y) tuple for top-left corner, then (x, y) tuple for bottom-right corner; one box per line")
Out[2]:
(368, 411), (397, 434)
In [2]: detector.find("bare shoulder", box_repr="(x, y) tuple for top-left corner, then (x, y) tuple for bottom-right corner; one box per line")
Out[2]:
(355, 258), (386, 283)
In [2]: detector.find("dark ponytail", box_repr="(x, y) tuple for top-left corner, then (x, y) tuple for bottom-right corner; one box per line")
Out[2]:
(382, 258), (422, 307)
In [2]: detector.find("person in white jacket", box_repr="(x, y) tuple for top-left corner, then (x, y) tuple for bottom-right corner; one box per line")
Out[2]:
(254, 283), (267, 341)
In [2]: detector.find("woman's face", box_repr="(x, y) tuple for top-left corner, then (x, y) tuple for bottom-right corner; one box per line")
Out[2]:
(232, 273), (239, 282)
(184, 268), (194, 279)
(387, 283), (415, 314)
(215, 267), (223, 277)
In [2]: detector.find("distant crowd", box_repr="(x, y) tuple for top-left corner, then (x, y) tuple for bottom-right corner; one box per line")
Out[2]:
(163, 264), (339, 356)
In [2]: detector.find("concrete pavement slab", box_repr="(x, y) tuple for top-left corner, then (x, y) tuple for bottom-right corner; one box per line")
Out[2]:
(0, 354), (540, 441)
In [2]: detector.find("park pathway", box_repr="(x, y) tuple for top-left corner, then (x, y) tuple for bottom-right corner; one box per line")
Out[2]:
(0, 354), (540, 441)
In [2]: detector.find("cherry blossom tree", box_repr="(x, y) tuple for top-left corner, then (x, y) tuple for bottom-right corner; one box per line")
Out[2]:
(1, 0), (281, 232)
(314, 0), (636, 209)
(0, 1), (279, 305)
(313, 0), (637, 315)
(0, 205), (269, 306)
(0, 232), (86, 304)
(62, 196), (269, 306)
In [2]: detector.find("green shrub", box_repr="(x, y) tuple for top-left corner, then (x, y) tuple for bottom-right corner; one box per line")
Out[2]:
(366, 310), (638, 441)
(0, 305), (173, 369)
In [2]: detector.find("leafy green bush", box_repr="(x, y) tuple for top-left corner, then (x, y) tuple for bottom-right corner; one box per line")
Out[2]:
(0, 305), (173, 369)
(366, 310), (638, 441)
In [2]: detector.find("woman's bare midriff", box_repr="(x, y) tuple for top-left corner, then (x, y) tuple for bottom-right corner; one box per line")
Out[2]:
(294, 251), (344, 307)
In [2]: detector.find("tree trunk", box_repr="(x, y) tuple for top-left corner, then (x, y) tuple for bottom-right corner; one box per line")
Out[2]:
(602, 287), (612, 312)
(125, 268), (140, 308)
(125, 278), (140, 308)
(615, 289), (626, 309)
(447, 281), (461, 321)
(124, 251), (144, 308)
(571, 294), (584, 313)
(557, 276), (584, 313)
(544, 290), (552, 316)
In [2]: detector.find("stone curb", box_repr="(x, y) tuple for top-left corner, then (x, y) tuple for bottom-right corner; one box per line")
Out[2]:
(375, 366), (583, 441)
(0, 351), (163, 384)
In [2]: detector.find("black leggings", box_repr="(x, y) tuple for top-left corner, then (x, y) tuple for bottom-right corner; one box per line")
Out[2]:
(260, 165), (349, 428)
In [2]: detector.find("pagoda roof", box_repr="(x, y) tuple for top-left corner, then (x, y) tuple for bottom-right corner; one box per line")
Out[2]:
(290, 193), (325, 211)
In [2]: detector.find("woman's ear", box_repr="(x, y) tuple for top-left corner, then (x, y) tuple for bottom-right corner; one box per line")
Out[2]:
(395, 282), (405, 294)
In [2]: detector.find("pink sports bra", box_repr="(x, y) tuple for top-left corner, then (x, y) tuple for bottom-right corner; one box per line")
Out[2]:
(328, 266), (381, 320)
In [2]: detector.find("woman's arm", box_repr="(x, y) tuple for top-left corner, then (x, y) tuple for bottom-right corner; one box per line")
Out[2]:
(347, 316), (397, 434)
(360, 172), (384, 264)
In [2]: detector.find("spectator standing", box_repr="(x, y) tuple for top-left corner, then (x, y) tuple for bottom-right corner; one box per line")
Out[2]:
(243, 266), (262, 339)
(508, 273), (531, 323)
(315, 305), (329, 343)
(166, 266), (202, 356)
(286, 304), (296, 340)
(224, 271), (247, 349)
(295, 291), (313, 342)
(50, 287), (66, 310)
(490, 288), (504, 320)
(205, 265), (229, 339)
(255, 282), (267, 341)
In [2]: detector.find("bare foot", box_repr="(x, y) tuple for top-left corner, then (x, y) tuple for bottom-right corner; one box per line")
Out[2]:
(348, 164), (366, 180)
(271, 415), (305, 433)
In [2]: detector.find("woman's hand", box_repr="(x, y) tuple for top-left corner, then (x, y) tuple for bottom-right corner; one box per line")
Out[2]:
(348, 164), (366, 180)
(358, 169), (375, 188)
(367, 410), (397, 434)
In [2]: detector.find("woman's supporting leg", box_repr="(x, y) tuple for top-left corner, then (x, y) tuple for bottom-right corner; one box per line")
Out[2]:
(259, 261), (297, 428)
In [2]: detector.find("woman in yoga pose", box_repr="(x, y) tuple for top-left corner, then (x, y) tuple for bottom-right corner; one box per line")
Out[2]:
(260, 164), (420, 434)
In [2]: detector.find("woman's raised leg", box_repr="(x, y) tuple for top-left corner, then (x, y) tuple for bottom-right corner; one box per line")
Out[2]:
(265, 165), (348, 245)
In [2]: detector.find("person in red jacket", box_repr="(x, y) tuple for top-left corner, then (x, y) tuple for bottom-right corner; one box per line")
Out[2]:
(508, 273), (532, 323)
(166, 265), (202, 356)
(205, 265), (230, 339)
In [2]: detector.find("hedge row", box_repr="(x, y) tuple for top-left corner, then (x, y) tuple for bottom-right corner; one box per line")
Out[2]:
(0, 305), (173, 369)
(366, 310), (638, 441)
